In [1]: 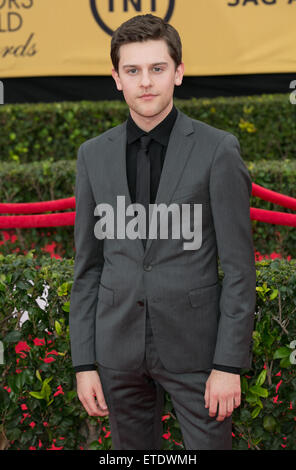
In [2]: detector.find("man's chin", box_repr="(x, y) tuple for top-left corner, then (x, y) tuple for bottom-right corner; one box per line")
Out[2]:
(135, 102), (166, 118)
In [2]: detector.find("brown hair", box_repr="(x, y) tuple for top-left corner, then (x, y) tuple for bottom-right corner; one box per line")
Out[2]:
(110, 14), (182, 73)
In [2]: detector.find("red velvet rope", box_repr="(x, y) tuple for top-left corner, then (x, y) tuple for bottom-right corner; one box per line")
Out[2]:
(0, 212), (75, 229)
(251, 183), (296, 211)
(0, 208), (295, 229)
(0, 184), (295, 229)
(250, 208), (296, 227)
(0, 197), (75, 214)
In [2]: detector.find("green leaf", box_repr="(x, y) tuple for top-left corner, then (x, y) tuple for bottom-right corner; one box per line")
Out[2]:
(252, 330), (261, 348)
(245, 393), (259, 404)
(0, 388), (10, 409)
(241, 376), (248, 394)
(65, 390), (77, 402)
(29, 376), (53, 402)
(57, 282), (69, 296)
(248, 385), (268, 398)
(240, 408), (251, 422)
(36, 369), (42, 381)
(6, 427), (22, 441)
(29, 391), (44, 400)
(62, 301), (70, 313)
(42, 383), (51, 402)
(0, 282), (6, 292)
(15, 371), (26, 391)
(263, 415), (277, 433)
(7, 375), (18, 393)
(16, 280), (29, 290)
(43, 376), (53, 386)
(280, 356), (292, 368)
(55, 320), (62, 336)
(22, 368), (34, 385)
(256, 369), (267, 387)
(3, 331), (22, 343)
(269, 289), (278, 300)
(273, 347), (291, 359)
(41, 377), (53, 402)
(251, 406), (262, 419)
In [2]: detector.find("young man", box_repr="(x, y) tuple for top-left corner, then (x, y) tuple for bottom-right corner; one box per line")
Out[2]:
(69, 14), (256, 450)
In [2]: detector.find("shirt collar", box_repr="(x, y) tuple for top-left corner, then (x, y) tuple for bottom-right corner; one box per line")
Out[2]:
(127, 104), (178, 146)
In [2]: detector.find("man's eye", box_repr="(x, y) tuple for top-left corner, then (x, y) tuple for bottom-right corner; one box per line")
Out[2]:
(153, 67), (162, 72)
(128, 69), (137, 74)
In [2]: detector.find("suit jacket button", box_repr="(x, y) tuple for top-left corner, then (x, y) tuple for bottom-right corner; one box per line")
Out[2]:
(137, 300), (145, 307)
(144, 264), (152, 272)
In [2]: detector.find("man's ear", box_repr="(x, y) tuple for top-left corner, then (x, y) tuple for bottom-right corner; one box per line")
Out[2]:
(112, 68), (123, 91)
(175, 62), (185, 87)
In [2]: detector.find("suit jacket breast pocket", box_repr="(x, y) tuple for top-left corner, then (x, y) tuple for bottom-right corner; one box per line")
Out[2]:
(98, 283), (114, 306)
(171, 183), (209, 205)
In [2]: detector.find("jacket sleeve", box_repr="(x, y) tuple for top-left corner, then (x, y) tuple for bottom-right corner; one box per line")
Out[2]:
(209, 134), (256, 369)
(212, 364), (241, 375)
(69, 143), (105, 368)
(74, 364), (97, 373)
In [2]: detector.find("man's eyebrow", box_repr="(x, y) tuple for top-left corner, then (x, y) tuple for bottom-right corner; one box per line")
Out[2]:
(122, 62), (169, 69)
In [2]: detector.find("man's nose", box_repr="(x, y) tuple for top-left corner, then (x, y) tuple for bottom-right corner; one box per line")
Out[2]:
(140, 71), (153, 88)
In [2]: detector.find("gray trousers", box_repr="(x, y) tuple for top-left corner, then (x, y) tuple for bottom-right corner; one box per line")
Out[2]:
(96, 308), (232, 450)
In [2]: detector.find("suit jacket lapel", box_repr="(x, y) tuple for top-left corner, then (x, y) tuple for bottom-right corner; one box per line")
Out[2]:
(106, 121), (132, 207)
(105, 122), (146, 258)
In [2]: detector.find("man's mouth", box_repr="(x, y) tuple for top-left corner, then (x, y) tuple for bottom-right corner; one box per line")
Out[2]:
(140, 94), (157, 100)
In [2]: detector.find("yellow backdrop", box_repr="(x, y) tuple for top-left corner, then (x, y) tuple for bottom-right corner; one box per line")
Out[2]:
(0, 0), (295, 78)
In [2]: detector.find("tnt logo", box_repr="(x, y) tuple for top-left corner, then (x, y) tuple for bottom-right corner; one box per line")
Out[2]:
(0, 81), (3, 105)
(90, 0), (175, 35)
(0, 341), (4, 365)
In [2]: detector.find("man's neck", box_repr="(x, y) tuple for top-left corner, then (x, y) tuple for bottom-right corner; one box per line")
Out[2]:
(129, 100), (174, 132)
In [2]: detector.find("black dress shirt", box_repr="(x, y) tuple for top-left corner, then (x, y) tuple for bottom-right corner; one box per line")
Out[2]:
(74, 104), (240, 375)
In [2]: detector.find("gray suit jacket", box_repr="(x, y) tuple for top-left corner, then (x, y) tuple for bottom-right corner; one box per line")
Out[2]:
(69, 108), (256, 373)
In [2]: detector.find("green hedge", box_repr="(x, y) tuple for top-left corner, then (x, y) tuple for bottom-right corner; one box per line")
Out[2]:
(0, 253), (295, 450)
(1, 157), (296, 205)
(0, 94), (295, 164)
(1, 158), (295, 260)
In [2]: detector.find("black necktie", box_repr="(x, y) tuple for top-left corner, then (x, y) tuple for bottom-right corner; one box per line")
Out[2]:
(136, 135), (152, 248)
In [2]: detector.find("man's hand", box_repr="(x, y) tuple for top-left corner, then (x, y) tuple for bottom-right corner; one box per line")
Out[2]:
(76, 370), (109, 417)
(204, 369), (241, 421)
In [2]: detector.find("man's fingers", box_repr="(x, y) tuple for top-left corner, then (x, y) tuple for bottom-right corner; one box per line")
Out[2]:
(204, 383), (210, 408)
(234, 392), (241, 408)
(76, 371), (110, 417)
(80, 393), (108, 417)
(216, 399), (227, 421)
(79, 396), (95, 417)
(95, 385), (109, 412)
(85, 394), (101, 416)
(226, 397), (234, 417)
(208, 394), (218, 418)
(209, 394), (240, 421)
(206, 371), (241, 421)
